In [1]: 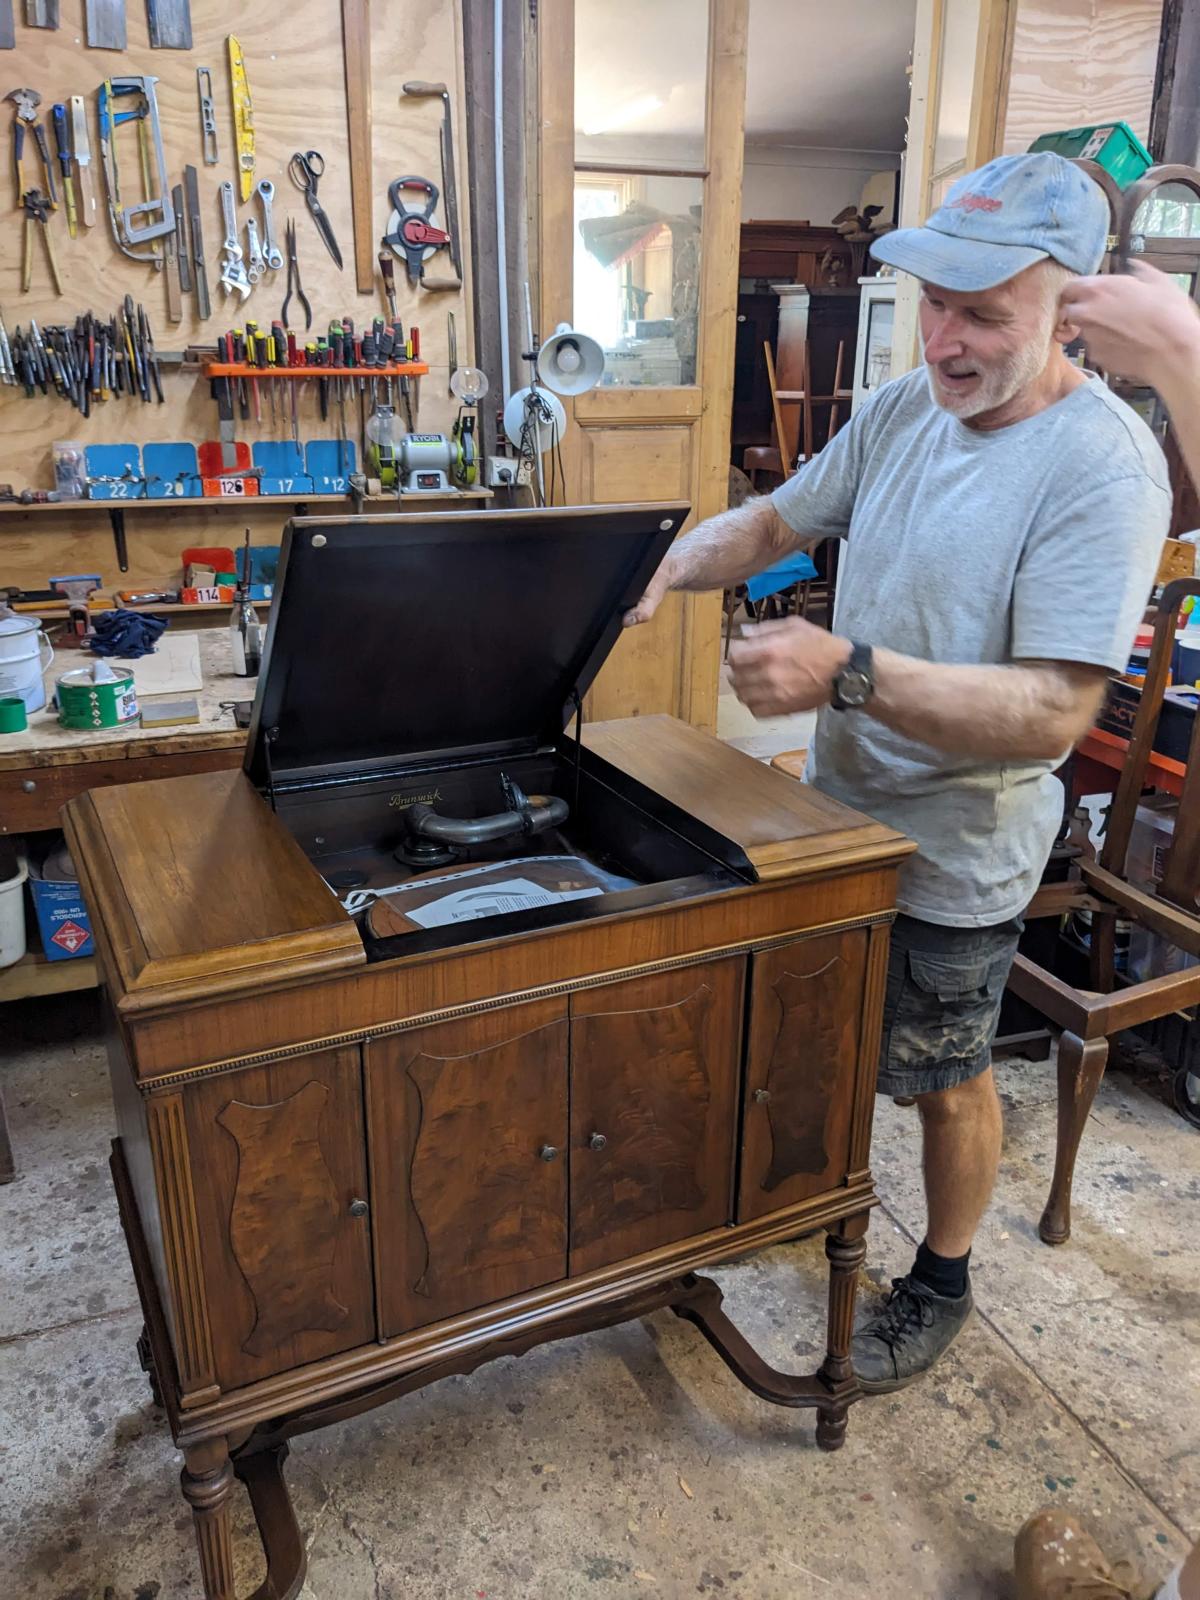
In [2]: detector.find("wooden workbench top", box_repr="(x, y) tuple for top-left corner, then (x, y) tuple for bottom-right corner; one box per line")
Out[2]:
(0, 629), (248, 771)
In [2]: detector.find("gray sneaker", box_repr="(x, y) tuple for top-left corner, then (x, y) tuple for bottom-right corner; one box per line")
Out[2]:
(852, 1274), (973, 1394)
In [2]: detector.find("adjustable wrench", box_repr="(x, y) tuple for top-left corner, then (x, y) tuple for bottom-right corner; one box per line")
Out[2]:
(245, 216), (265, 284)
(255, 179), (283, 271)
(218, 179), (250, 301)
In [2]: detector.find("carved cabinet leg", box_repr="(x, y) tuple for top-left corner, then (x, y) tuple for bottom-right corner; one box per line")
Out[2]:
(1041, 1030), (1110, 1247)
(815, 1214), (869, 1452)
(181, 1441), (237, 1600)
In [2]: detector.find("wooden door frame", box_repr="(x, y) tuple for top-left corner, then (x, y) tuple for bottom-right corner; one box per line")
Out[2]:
(892, 0), (1017, 376)
(535, 0), (749, 730)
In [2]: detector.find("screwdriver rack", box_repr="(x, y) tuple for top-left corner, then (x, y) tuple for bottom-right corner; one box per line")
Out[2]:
(203, 361), (430, 379)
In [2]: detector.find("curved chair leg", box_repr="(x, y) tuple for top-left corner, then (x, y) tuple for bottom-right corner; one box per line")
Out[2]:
(1040, 1030), (1109, 1246)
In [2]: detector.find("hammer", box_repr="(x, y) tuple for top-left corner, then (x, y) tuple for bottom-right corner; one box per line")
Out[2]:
(402, 80), (462, 283)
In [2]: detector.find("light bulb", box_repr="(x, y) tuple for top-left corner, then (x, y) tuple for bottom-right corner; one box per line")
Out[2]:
(555, 342), (581, 373)
(450, 365), (490, 404)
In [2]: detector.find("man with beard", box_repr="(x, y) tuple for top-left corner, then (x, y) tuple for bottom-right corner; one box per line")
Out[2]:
(624, 153), (1171, 1391)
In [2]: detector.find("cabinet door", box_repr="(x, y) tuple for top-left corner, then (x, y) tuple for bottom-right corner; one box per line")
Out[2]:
(367, 998), (568, 1338)
(569, 957), (744, 1276)
(738, 930), (868, 1221)
(184, 1046), (375, 1392)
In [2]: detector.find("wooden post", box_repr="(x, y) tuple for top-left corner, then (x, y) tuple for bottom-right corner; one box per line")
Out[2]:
(1151, 0), (1200, 167)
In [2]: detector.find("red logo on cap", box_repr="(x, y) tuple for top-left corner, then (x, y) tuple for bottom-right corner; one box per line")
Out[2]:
(948, 193), (1003, 213)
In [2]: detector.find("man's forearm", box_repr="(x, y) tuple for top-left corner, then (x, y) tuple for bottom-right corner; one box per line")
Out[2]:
(868, 649), (1108, 761)
(1158, 343), (1200, 494)
(668, 497), (805, 591)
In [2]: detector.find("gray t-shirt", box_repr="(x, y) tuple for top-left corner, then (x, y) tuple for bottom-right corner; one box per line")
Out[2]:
(771, 367), (1171, 927)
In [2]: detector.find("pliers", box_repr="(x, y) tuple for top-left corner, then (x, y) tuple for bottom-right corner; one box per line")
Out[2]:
(280, 218), (312, 331)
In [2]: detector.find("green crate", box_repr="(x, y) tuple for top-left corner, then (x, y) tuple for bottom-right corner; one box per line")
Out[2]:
(1028, 121), (1153, 189)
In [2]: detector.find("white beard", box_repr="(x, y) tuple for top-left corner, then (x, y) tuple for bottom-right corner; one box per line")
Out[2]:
(924, 306), (1057, 421)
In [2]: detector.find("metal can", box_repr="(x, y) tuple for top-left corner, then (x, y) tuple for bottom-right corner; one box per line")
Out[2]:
(56, 666), (139, 730)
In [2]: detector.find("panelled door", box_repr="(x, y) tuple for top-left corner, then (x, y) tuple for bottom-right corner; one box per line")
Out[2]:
(568, 956), (745, 1276)
(366, 998), (570, 1338)
(537, 0), (750, 729)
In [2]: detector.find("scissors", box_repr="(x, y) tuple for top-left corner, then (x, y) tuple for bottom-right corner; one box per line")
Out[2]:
(289, 149), (344, 271)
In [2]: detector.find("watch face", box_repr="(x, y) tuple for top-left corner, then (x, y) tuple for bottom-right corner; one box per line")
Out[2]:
(838, 668), (872, 708)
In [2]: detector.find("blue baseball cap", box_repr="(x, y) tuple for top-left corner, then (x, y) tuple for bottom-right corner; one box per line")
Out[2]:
(869, 152), (1110, 291)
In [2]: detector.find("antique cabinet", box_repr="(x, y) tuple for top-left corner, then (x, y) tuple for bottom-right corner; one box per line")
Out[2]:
(66, 506), (913, 1599)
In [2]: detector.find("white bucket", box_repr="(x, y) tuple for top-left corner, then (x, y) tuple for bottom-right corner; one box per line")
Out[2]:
(0, 615), (54, 714)
(0, 855), (28, 969)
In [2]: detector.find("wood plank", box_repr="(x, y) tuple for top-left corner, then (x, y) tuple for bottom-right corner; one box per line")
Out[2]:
(1100, 962), (1200, 1032)
(0, 0), (472, 519)
(341, 0), (375, 295)
(1006, 952), (1095, 1036)
(684, 0), (750, 734)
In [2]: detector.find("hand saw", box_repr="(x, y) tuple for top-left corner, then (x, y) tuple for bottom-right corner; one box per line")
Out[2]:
(227, 35), (255, 203)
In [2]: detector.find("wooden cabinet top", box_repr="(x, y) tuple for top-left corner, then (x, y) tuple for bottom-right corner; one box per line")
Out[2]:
(64, 715), (911, 1025)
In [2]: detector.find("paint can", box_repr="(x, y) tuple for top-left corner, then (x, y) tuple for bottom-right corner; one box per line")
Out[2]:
(56, 662), (139, 730)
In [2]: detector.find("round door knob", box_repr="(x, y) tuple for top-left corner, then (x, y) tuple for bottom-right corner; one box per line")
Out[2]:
(588, 1132), (607, 1152)
(539, 1144), (559, 1162)
(753, 1088), (772, 1104)
(348, 1198), (369, 1217)
(22, 779), (36, 793)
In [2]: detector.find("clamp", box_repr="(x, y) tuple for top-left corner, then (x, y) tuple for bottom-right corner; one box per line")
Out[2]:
(382, 175), (450, 286)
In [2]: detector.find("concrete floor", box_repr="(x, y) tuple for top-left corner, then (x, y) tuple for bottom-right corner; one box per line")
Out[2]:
(1, 990), (1197, 1600)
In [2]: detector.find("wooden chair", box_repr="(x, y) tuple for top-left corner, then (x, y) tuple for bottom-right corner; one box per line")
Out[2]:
(743, 341), (812, 490)
(1008, 577), (1200, 1244)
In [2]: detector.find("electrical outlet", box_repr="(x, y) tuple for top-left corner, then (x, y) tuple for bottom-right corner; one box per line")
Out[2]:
(486, 455), (519, 488)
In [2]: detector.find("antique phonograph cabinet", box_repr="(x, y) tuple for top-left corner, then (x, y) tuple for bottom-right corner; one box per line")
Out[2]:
(64, 504), (913, 1599)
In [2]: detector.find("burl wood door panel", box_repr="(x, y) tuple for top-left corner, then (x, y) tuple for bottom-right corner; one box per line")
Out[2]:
(568, 957), (744, 1276)
(738, 930), (869, 1221)
(367, 998), (569, 1339)
(183, 1046), (375, 1391)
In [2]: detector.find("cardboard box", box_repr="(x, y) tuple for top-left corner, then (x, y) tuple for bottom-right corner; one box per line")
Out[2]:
(27, 855), (95, 961)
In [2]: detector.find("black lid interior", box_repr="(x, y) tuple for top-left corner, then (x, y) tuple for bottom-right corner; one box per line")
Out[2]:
(244, 503), (688, 786)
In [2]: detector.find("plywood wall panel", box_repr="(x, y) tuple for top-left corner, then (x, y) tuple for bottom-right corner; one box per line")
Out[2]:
(1002, 0), (1164, 156)
(1, 0), (473, 592)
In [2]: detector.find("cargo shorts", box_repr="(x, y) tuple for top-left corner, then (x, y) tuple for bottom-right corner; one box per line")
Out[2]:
(877, 913), (1023, 1098)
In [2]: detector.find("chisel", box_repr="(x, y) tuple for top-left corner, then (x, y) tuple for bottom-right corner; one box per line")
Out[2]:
(70, 97), (97, 229)
(51, 104), (77, 238)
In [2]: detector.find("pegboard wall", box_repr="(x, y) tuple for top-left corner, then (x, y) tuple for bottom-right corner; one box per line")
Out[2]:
(0, 0), (475, 589)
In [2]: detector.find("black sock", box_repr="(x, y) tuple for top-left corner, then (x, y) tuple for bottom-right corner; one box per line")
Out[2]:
(911, 1239), (970, 1300)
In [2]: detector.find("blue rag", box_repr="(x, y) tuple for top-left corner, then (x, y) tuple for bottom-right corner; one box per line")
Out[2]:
(744, 551), (818, 603)
(88, 609), (168, 659)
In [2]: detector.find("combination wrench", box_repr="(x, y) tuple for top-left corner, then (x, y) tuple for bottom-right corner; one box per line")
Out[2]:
(256, 179), (284, 271)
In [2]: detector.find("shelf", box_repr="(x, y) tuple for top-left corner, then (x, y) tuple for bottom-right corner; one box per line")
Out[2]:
(0, 488), (494, 515)
(205, 361), (430, 379)
(10, 598), (272, 617)
(0, 951), (98, 1003)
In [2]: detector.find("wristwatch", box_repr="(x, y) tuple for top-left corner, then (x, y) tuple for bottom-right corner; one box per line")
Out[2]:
(830, 642), (875, 712)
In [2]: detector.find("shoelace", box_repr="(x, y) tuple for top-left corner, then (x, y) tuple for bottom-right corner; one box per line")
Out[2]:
(861, 1277), (938, 1353)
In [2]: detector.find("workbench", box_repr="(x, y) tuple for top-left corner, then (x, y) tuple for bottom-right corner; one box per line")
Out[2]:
(1, 629), (247, 839)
